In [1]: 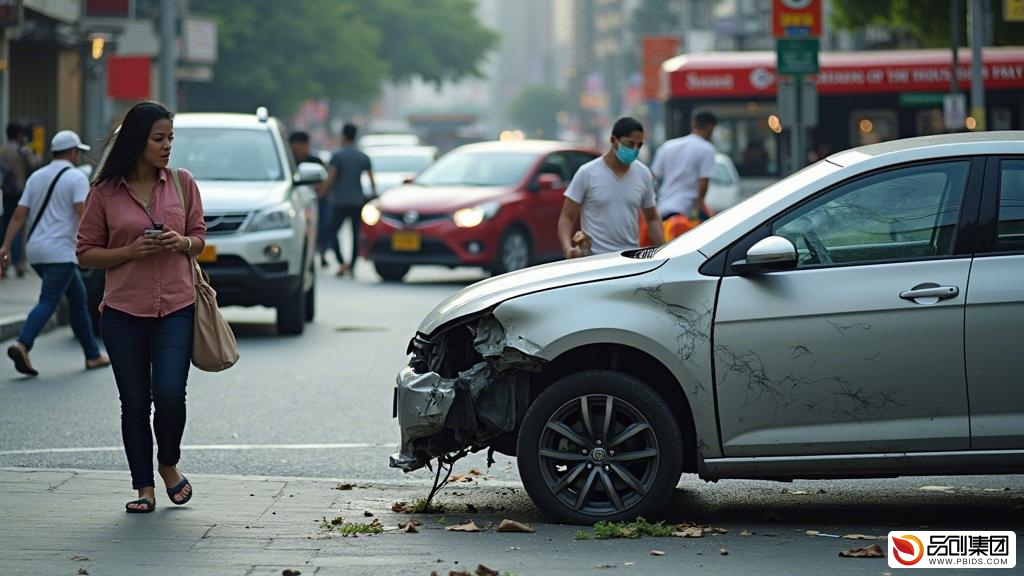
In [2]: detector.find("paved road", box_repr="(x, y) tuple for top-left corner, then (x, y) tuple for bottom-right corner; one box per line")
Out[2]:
(1, 262), (1021, 575)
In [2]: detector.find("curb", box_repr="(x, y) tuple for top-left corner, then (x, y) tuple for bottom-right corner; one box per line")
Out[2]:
(0, 301), (67, 343)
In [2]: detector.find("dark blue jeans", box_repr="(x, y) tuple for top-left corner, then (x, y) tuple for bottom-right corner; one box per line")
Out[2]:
(18, 263), (101, 360)
(102, 305), (194, 490)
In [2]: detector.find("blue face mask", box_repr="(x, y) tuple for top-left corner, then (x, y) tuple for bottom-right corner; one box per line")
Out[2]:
(615, 140), (639, 165)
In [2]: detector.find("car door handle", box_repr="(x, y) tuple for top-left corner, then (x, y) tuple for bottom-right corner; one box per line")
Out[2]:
(899, 285), (959, 301)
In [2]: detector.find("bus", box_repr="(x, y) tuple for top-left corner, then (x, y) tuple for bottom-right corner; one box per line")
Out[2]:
(661, 48), (1024, 179)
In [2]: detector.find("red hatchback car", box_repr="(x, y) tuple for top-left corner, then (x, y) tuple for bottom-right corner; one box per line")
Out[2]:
(359, 140), (598, 281)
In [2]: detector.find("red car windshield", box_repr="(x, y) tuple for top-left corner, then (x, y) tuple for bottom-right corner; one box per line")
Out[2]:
(416, 152), (535, 187)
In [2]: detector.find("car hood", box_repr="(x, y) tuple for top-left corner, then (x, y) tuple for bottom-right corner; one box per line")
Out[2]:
(419, 251), (668, 335)
(375, 184), (508, 213)
(196, 180), (291, 213)
(363, 172), (416, 194)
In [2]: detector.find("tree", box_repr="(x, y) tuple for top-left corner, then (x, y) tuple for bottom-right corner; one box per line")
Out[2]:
(181, 0), (497, 116)
(830, 0), (1024, 47)
(508, 85), (568, 138)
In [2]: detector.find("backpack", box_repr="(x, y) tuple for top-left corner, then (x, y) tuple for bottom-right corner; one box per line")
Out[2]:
(0, 158), (20, 199)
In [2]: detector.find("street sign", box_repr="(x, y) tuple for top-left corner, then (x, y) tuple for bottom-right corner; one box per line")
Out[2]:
(777, 38), (820, 75)
(899, 93), (945, 107)
(1005, 0), (1024, 22)
(943, 93), (967, 130)
(773, 0), (822, 38)
(777, 76), (818, 129)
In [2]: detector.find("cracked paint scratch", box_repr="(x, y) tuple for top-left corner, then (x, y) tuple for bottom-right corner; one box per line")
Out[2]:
(826, 319), (873, 337)
(633, 282), (712, 367)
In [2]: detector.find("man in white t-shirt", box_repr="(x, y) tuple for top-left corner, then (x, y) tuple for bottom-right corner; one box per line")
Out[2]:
(0, 130), (109, 376)
(557, 117), (664, 257)
(651, 111), (718, 221)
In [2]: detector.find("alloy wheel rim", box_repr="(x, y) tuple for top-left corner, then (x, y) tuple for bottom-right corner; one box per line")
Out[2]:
(537, 394), (659, 517)
(502, 233), (529, 271)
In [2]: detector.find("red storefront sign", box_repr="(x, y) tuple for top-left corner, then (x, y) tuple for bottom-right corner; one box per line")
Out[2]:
(773, 0), (822, 38)
(85, 0), (131, 18)
(642, 36), (679, 101)
(666, 49), (1024, 98)
(107, 56), (152, 100)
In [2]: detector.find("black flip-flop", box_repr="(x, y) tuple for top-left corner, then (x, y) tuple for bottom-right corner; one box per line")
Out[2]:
(7, 345), (38, 376)
(166, 476), (192, 505)
(126, 498), (156, 513)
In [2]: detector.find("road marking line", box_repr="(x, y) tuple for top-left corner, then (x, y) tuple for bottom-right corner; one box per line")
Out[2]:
(0, 443), (392, 456)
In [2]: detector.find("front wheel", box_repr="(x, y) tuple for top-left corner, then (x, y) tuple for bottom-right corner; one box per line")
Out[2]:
(517, 370), (683, 524)
(490, 227), (531, 276)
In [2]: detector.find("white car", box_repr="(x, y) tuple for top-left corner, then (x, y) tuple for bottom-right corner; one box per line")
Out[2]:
(359, 133), (421, 148)
(705, 152), (742, 214)
(361, 145), (437, 196)
(172, 109), (326, 335)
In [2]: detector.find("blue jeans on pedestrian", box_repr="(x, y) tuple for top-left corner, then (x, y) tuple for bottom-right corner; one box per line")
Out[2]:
(18, 263), (101, 360)
(102, 305), (194, 490)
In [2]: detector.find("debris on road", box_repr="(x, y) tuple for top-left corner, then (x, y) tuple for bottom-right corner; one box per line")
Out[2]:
(392, 501), (412, 513)
(363, 511), (374, 517)
(673, 523), (728, 538)
(918, 485), (955, 493)
(651, 550), (666, 556)
(475, 565), (500, 576)
(446, 520), (483, 532)
(71, 556), (90, 561)
(720, 548), (730, 556)
(784, 489), (811, 495)
(77, 569), (89, 575)
(282, 571), (301, 576)
(739, 530), (752, 536)
(839, 544), (885, 558)
(335, 483), (354, 490)
(805, 530), (840, 538)
(843, 534), (884, 540)
(496, 519), (535, 533)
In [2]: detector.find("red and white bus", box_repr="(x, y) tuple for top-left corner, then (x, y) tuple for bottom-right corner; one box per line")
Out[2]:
(661, 48), (1024, 177)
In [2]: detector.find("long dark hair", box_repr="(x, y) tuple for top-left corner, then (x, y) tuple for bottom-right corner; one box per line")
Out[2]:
(94, 101), (173, 184)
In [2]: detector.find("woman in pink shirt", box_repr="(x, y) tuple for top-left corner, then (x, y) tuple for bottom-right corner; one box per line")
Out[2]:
(77, 101), (206, 514)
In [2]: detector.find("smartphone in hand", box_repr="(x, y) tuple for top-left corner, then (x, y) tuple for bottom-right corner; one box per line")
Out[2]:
(144, 222), (164, 238)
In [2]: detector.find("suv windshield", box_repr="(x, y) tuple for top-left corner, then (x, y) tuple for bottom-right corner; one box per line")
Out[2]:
(172, 128), (284, 181)
(416, 151), (535, 187)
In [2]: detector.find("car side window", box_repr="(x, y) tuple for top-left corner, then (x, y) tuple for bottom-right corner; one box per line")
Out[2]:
(996, 159), (1024, 252)
(773, 161), (969, 268)
(537, 153), (571, 184)
(568, 152), (596, 180)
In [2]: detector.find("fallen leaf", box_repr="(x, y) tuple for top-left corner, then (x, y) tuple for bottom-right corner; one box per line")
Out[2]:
(449, 572), (471, 576)
(446, 520), (482, 532)
(651, 549), (666, 556)
(919, 485), (955, 493)
(785, 490), (810, 495)
(496, 519), (536, 533)
(77, 570), (89, 576)
(805, 530), (820, 537)
(843, 534), (883, 540)
(71, 556), (90, 561)
(624, 562), (636, 566)
(740, 530), (752, 536)
(705, 527), (728, 535)
(983, 488), (1010, 492)
(507, 546), (521, 551)
(282, 571), (301, 576)
(401, 522), (419, 533)
(839, 544), (885, 558)
(391, 502), (412, 513)
(335, 483), (353, 490)
(468, 468), (482, 476)
(475, 565), (499, 576)
(673, 526), (703, 538)
(720, 548), (729, 556)
(596, 564), (616, 569)
(329, 516), (344, 526)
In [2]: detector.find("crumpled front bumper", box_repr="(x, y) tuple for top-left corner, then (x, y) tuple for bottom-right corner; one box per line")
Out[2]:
(390, 317), (544, 472)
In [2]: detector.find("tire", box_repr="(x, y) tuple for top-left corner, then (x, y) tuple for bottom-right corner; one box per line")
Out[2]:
(374, 262), (409, 282)
(276, 267), (306, 336)
(304, 263), (315, 323)
(517, 370), (683, 524)
(490, 226), (531, 276)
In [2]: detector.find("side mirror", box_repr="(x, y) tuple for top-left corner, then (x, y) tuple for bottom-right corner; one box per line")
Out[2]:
(732, 236), (798, 275)
(535, 173), (561, 191)
(294, 162), (327, 185)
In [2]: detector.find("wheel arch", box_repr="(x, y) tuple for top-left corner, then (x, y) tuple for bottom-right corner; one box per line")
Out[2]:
(534, 343), (699, 474)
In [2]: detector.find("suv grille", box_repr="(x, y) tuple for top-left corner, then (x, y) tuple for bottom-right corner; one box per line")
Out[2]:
(205, 213), (249, 235)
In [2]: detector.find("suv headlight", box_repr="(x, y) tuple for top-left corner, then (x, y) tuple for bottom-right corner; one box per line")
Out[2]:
(361, 203), (381, 226)
(453, 202), (501, 228)
(248, 202), (296, 232)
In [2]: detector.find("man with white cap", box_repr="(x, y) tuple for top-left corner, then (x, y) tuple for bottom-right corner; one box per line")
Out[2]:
(0, 130), (109, 376)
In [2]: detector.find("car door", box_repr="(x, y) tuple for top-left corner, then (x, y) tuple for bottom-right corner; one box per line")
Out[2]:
(713, 159), (979, 456)
(966, 156), (1024, 449)
(528, 152), (573, 259)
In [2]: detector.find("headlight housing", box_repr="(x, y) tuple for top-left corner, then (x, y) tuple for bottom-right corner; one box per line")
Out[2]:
(248, 202), (296, 232)
(361, 203), (381, 226)
(453, 202), (501, 228)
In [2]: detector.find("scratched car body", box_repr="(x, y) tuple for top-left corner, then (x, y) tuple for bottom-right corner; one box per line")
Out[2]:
(391, 132), (1024, 524)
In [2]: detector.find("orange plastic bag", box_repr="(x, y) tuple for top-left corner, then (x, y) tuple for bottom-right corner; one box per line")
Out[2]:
(639, 213), (697, 247)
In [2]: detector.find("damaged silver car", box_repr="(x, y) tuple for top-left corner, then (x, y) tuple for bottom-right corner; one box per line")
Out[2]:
(392, 132), (1024, 524)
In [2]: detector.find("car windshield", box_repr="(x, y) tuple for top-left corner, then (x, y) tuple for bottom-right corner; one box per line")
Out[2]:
(415, 151), (535, 187)
(171, 128), (284, 181)
(369, 153), (432, 173)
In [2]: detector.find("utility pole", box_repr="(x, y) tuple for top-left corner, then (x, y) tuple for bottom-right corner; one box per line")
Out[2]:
(969, 0), (986, 130)
(160, 0), (177, 109)
(950, 0), (960, 95)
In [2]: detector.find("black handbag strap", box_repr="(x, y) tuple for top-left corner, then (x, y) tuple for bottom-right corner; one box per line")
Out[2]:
(27, 166), (72, 241)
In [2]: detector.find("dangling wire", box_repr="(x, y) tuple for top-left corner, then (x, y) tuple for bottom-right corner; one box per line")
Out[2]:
(423, 449), (468, 508)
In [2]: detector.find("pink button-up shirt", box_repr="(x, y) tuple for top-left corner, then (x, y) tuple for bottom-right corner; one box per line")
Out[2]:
(77, 168), (206, 318)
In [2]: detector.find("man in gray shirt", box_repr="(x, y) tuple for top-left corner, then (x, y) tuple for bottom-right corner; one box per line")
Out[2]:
(325, 123), (376, 276)
(558, 117), (664, 257)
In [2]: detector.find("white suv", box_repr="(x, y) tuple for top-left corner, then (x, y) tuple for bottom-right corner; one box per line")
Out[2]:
(169, 109), (324, 334)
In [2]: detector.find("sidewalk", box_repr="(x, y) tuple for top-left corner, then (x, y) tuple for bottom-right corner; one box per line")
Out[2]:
(0, 272), (64, 343)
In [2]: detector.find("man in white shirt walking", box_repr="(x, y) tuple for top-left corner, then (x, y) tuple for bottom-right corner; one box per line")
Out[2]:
(651, 111), (718, 224)
(557, 117), (664, 258)
(0, 130), (109, 376)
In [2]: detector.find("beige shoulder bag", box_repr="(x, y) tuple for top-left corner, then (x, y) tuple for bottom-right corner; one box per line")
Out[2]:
(171, 169), (239, 372)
